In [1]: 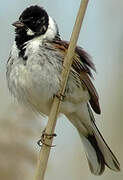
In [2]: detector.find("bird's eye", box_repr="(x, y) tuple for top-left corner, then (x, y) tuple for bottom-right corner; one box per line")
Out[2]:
(23, 17), (34, 22)
(36, 19), (41, 24)
(32, 20), (35, 24)
(28, 17), (34, 20)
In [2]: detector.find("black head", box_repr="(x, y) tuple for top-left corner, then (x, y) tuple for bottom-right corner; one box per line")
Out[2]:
(13, 6), (49, 56)
(19, 6), (49, 35)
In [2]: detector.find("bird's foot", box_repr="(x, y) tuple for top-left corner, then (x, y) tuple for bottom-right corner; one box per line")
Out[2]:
(55, 92), (66, 101)
(37, 129), (57, 147)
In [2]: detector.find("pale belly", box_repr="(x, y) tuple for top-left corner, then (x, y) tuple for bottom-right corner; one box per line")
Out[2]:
(7, 61), (90, 115)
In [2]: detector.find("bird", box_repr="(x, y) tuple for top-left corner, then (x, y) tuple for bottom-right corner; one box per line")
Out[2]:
(6, 5), (120, 175)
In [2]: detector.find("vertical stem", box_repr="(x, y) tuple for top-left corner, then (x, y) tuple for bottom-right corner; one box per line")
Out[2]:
(34, 0), (89, 180)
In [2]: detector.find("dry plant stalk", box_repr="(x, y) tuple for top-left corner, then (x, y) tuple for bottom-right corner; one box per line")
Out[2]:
(34, 0), (89, 180)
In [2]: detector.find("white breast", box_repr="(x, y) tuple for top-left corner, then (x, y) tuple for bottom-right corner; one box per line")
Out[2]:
(7, 38), (90, 115)
(7, 40), (61, 113)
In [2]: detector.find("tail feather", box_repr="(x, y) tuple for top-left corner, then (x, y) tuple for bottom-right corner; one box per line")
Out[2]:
(80, 133), (105, 175)
(78, 105), (120, 175)
(92, 120), (120, 172)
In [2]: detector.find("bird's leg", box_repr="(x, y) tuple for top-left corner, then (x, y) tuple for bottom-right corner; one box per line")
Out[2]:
(37, 129), (57, 147)
(54, 92), (66, 101)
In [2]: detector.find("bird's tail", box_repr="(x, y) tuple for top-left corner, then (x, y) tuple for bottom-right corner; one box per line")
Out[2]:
(73, 104), (120, 175)
(67, 104), (120, 175)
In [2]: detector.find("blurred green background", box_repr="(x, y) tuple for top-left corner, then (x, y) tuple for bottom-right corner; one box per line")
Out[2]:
(0, 0), (123, 179)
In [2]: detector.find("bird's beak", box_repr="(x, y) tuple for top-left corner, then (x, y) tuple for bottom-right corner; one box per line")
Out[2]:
(12, 21), (25, 28)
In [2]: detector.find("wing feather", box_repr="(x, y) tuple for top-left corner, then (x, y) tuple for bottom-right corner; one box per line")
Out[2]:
(52, 40), (101, 114)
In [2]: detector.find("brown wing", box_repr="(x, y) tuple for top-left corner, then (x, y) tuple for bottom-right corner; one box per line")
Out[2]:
(52, 40), (101, 114)
(79, 71), (101, 114)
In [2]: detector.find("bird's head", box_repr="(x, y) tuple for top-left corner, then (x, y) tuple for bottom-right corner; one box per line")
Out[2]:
(13, 5), (60, 47)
